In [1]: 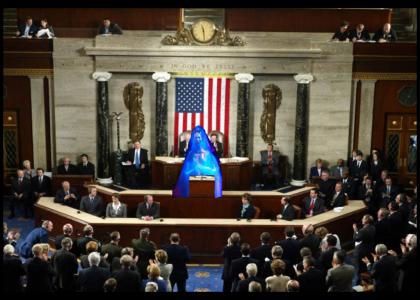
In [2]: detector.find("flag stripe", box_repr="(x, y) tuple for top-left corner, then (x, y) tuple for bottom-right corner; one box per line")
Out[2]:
(224, 79), (231, 157)
(208, 78), (213, 132)
(211, 79), (217, 131)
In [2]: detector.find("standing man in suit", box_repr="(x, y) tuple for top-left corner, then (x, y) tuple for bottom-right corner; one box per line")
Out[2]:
(276, 226), (300, 265)
(330, 182), (347, 209)
(16, 16), (38, 38)
(54, 181), (79, 208)
(296, 256), (326, 292)
(125, 140), (149, 188)
(77, 252), (111, 292)
(57, 157), (79, 175)
(18, 220), (53, 259)
(318, 235), (338, 274)
(303, 189), (325, 217)
(76, 225), (101, 257)
(78, 154), (95, 177)
(238, 193), (256, 219)
(98, 18), (123, 35)
(358, 176), (377, 215)
(80, 186), (104, 217)
(51, 237), (78, 292)
(132, 228), (156, 280)
(317, 170), (337, 206)
(330, 159), (347, 178)
(352, 214), (376, 279)
(178, 131), (191, 157)
(326, 250), (355, 292)
(341, 170), (355, 199)
(373, 23), (398, 42)
(210, 133), (223, 158)
(260, 144), (281, 187)
(10, 169), (32, 219)
(31, 168), (52, 201)
(221, 232), (242, 292)
(25, 244), (55, 292)
(3, 244), (26, 292)
(229, 243), (259, 292)
(348, 23), (371, 42)
(309, 159), (327, 181)
(136, 194), (160, 220)
(101, 231), (122, 264)
(250, 232), (272, 270)
(298, 224), (321, 258)
(349, 151), (368, 185)
(277, 196), (295, 220)
(163, 233), (191, 292)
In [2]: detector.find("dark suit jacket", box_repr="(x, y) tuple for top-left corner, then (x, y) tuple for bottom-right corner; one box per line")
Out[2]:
(341, 177), (355, 199)
(178, 140), (189, 157)
(80, 195), (104, 217)
(98, 23), (123, 35)
(374, 218), (391, 247)
(309, 166), (327, 180)
(77, 265), (111, 292)
(51, 248), (78, 291)
(54, 187), (79, 208)
(349, 160), (368, 181)
(239, 204), (256, 219)
(250, 243), (272, 269)
(319, 247), (338, 273)
(260, 150), (281, 176)
(277, 238), (300, 265)
(25, 257), (55, 292)
(229, 256), (259, 291)
(370, 255), (398, 292)
(297, 267), (326, 292)
(369, 161), (383, 183)
(17, 24), (38, 37)
(127, 148), (149, 169)
(236, 275), (265, 292)
(353, 224), (376, 260)
(112, 268), (141, 292)
(298, 234), (321, 258)
(358, 184), (375, 204)
(78, 162), (95, 177)
(222, 244), (242, 280)
(373, 28), (397, 42)
(101, 242), (122, 263)
(76, 236), (101, 257)
(387, 211), (405, 248)
(3, 254), (26, 292)
(318, 178), (337, 203)
(132, 238), (156, 279)
(348, 28), (371, 41)
(163, 244), (191, 281)
(57, 163), (79, 175)
(330, 191), (346, 208)
(211, 141), (223, 157)
(31, 175), (52, 196)
(54, 234), (77, 254)
(136, 201), (160, 219)
(331, 30), (349, 41)
(280, 204), (295, 220)
(303, 196), (325, 216)
(80, 255), (109, 270)
(396, 248), (416, 292)
(378, 184), (399, 206)
(11, 177), (31, 199)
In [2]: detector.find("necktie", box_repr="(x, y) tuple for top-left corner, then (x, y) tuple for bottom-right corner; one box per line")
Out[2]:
(135, 150), (140, 169)
(39, 177), (42, 184)
(387, 186), (390, 194)
(339, 167), (343, 177)
(357, 161), (361, 168)
(309, 198), (315, 214)
(65, 166), (68, 172)
(24, 26), (30, 36)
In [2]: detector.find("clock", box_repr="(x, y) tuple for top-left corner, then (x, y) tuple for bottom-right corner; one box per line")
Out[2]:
(398, 86), (417, 107)
(191, 18), (217, 44)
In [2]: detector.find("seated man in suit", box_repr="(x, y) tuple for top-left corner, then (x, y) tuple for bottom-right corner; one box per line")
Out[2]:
(373, 23), (398, 43)
(98, 18), (123, 35)
(210, 133), (223, 158)
(238, 193), (256, 219)
(31, 168), (52, 201)
(277, 196), (295, 221)
(330, 158), (347, 179)
(78, 154), (95, 177)
(178, 131), (191, 158)
(260, 144), (281, 187)
(54, 181), (79, 208)
(125, 140), (149, 188)
(80, 186), (104, 217)
(16, 16), (38, 38)
(348, 23), (371, 42)
(329, 182), (347, 209)
(317, 170), (336, 206)
(303, 189), (325, 218)
(377, 177), (399, 208)
(57, 157), (79, 175)
(10, 169), (32, 219)
(309, 159), (327, 181)
(136, 194), (160, 220)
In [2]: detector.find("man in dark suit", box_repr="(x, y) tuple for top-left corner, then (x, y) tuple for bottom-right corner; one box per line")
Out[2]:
(341, 170), (356, 199)
(391, 234), (417, 292)
(163, 233), (191, 292)
(132, 228), (156, 280)
(330, 158), (347, 178)
(317, 170), (337, 206)
(77, 153), (95, 177)
(260, 144), (281, 187)
(3, 244), (26, 292)
(25, 244), (55, 292)
(57, 157), (79, 175)
(348, 23), (371, 42)
(330, 182), (347, 209)
(309, 159), (327, 181)
(54, 181), (79, 208)
(326, 250), (356, 292)
(210, 133), (223, 158)
(352, 214), (376, 278)
(229, 243), (259, 292)
(178, 131), (191, 157)
(303, 189), (325, 217)
(375, 208), (390, 247)
(261, 245), (296, 280)
(276, 226), (300, 265)
(298, 224), (321, 258)
(101, 231), (122, 264)
(238, 193), (256, 219)
(112, 255), (141, 292)
(16, 16), (38, 38)
(31, 168), (52, 202)
(77, 252), (111, 292)
(221, 232), (242, 292)
(136, 194), (160, 220)
(377, 177), (399, 208)
(358, 177), (377, 215)
(373, 23), (398, 42)
(79, 186), (104, 217)
(125, 140), (149, 188)
(76, 225), (101, 257)
(349, 151), (368, 184)
(250, 232), (272, 270)
(51, 237), (78, 291)
(318, 235), (338, 274)
(387, 201), (405, 253)
(10, 169), (32, 218)
(98, 18), (123, 35)
(277, 196), (295, 220)
(297, 256), (326, 292)
(18, 220), (53, 259)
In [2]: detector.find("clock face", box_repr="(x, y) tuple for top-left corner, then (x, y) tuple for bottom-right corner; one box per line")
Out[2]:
(191, 19), (216, 43)
(398, 86), (417, 107)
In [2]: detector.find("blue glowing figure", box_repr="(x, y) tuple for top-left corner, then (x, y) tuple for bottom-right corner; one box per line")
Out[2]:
(172, 126), (222, 198)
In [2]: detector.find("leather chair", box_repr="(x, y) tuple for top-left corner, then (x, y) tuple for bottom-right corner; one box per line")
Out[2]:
(254, 206), (261, 219)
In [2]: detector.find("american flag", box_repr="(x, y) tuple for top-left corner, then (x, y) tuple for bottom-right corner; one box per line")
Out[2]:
(174, 77), (231, 156)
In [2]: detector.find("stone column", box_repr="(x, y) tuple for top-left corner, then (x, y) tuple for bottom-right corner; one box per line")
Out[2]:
(92, 72), (112, 178)
(291, 74), (314, 187)
(358, 80), (377, 156)
(152, 72), (171, 156)
(234, 73), (254, 157)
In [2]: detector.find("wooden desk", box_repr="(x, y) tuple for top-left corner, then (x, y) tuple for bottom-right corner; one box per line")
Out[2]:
(151, 157), (252, 190)
(35, 197), (367, 263)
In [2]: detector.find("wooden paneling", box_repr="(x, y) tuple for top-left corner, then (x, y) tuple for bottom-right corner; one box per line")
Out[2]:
(226, 8), (391, 32)
(3, 38), (53, 70)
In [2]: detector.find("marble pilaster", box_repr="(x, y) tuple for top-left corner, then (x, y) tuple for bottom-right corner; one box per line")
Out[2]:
(358, 80), (377, 156)
(152, 72), (171, 156)
(235, 73), (254, 157)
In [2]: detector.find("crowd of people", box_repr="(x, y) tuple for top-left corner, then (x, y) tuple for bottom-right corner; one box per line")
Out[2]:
(331, 21), (398, 42)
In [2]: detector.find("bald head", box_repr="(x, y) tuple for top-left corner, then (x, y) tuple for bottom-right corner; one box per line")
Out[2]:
(383, 23), (391, 33)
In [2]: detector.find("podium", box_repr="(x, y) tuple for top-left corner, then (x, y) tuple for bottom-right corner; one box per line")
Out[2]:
(189, 176), (215, 197)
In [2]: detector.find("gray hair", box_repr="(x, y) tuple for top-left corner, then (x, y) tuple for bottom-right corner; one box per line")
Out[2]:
(246, 263), (258, 277)
(61, 237), (73, 249)
(248, 281), (262, 292)
(88, 251), (101, 266)
(120, 254), (133, 268)
(375, 244), (388, 256)
(271, 245), (283, 258)
(406, 234), (417, 250)
(3, 244), (14, 255)
(145, 281), (158, 292)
